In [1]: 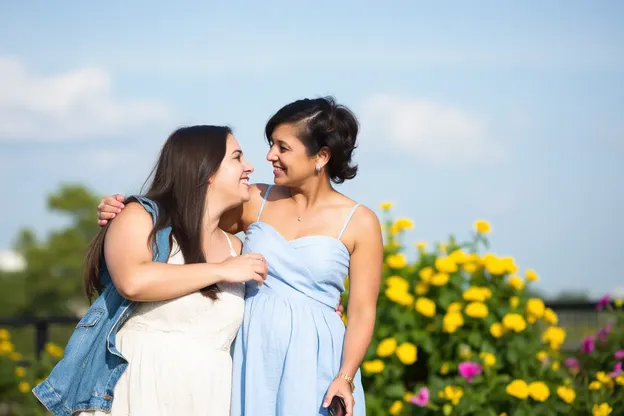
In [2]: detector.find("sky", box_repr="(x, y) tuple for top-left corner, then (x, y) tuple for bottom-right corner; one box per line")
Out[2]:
(0, 1), (622, 298)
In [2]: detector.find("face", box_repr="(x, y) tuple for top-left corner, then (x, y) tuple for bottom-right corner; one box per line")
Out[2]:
(266, 123), (323, 186)
(210, 134), (254, 205)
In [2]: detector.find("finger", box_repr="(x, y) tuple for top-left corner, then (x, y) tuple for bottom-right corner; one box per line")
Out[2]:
(253, 263), (268, 278)
(346, 395), (355, 416)
(252, 273), (264, 285)
(98, 220), (108, 227)
(245, 253), (266, 262)
(99, 212), (116, 220)
(100, 204), (122, 214)
(103, 196), (124, 209)
(114, 194), (126, 203)
(336, 305), (344, 313)
(322, 392), (333, 408)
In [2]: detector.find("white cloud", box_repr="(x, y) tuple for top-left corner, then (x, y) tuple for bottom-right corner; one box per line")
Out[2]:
(0, 58), (172, 141)
(359, 94), (506, 166)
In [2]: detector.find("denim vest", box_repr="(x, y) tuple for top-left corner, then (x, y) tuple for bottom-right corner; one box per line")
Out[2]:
(32, 197), (172, 415)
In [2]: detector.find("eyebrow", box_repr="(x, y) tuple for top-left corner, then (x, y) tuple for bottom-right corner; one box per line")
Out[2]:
(232, 149), (242, 156)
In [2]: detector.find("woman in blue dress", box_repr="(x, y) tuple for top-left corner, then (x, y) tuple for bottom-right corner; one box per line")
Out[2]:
(98, 97), (383, 416)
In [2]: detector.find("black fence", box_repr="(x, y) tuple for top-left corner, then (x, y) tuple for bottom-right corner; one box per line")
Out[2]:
(0, 300), (610, 359)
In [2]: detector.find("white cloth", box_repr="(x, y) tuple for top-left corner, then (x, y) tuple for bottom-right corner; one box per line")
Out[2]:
(79, 233), (244, 416)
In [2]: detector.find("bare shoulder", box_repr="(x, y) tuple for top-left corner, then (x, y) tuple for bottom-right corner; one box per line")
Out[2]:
(225, 232), (243, 255)
(351, 205), (381, 233)
(108, 201), (153, 232)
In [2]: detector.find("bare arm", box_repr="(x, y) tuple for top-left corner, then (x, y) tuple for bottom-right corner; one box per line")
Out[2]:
(339, 207), (383, 377)
(104, 203), (267, 302)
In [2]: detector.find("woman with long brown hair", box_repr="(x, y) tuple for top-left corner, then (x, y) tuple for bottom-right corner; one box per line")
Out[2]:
(33, 125), (268, 415)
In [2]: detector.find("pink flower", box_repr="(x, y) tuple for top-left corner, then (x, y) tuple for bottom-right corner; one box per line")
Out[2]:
(410, 387), (430, 407)
(615, 350), (624, 360)
(458, 361), (482, 383)
(564, 357), (580, 372)
(596, 295), (610, 311)
(597, 322), (614, 343)
(581, 335), (595, 354)
(609, 362), (622, 378)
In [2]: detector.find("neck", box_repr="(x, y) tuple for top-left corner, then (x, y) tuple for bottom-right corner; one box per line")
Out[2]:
(202, 194), (230, 236)
(289, 177), (333, 208)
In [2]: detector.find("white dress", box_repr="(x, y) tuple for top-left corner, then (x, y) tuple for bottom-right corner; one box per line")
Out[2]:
(79, 232), (244, 416)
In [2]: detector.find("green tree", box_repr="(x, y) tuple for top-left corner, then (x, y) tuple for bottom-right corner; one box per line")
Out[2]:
(8, 184), (101, 317)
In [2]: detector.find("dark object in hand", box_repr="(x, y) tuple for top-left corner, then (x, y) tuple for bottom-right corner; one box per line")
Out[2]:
(328, 396), (346, 416)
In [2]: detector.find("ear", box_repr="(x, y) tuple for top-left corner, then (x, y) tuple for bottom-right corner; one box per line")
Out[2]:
(316, 146), (331, 170)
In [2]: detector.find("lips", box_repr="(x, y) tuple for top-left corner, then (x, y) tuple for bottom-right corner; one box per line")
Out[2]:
(240, 176), (249, 184)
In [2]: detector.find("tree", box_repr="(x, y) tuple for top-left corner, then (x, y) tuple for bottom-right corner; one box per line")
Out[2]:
(6, 184), (101, 317)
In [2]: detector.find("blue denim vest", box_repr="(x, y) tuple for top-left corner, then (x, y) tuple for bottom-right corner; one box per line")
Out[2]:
(32, 197), (172, 415)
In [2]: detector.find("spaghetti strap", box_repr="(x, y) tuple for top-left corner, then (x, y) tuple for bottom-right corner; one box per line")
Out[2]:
(256, 184), (273, 222)
(337, 203), (361, 239)
(221, 230), (237, 257)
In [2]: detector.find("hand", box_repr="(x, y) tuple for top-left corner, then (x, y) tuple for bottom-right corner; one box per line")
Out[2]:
(335, 303), (344, 318)
(218, 253), (268, 286)
(323, 377), (355, 416)
(97, 194), (126, 226)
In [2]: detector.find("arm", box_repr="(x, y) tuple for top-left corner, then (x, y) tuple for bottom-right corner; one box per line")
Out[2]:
(323, 207), (382, 414)
(104, 203), (267, 302)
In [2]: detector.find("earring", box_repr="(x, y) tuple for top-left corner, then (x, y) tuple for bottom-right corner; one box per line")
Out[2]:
(315, 163), (321, 173)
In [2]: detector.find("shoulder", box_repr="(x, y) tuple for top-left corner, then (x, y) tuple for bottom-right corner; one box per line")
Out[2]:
(351, 204), (381, 231)
(249, 183), (289, 202)
(109, 201), (154, 229)
(225, 232), (243, 254)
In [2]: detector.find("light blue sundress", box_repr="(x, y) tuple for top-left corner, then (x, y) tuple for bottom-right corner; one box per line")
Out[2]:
(231, 185), (365, 416)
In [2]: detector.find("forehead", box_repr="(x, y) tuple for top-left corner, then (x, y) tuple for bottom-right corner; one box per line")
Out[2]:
(226, 134), (241, 151)
(271, 123), (301, 143)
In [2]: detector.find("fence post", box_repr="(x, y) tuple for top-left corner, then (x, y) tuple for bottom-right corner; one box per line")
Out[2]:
(35, 319), (48, 360)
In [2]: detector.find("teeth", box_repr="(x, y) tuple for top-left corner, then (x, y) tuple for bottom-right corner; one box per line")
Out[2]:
(240, 178), (249, 184)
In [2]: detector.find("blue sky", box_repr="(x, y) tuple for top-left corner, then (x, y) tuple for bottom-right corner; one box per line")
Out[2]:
(0, 1), (622, 298)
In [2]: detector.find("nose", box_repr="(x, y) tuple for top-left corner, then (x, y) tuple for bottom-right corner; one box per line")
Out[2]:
(266, 147), (278, 162)
(245, 160), (254, 174)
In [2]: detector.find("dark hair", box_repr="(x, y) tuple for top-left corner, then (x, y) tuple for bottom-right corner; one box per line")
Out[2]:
(265, 96), (359, 184)
(84, 125), (232, 301)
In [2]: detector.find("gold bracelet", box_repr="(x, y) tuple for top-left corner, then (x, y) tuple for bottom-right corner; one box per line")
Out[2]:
(336, 372), (355, 392)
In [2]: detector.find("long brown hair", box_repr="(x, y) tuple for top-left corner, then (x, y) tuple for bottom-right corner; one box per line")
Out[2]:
(84, 125), (231, 301)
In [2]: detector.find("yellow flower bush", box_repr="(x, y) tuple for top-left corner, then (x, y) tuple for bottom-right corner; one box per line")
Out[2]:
(352, 205), (624, 415)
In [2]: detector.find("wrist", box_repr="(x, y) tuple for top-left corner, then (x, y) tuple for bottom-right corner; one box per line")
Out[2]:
(335, 371), (355, 392)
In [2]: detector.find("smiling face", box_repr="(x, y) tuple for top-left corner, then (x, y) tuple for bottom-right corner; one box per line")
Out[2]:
(210, 134), (254, 205)
(266, 123), (324, 187)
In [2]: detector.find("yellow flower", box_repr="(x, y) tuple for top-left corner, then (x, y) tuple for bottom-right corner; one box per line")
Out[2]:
(0, 340), (15, 354)
(508, 275), (525, 290)
(501, 256), (518, 274)
(0, 328), (10, 341)
(380, 202), (394, 211)
(449, 249), (468, 264)
(389, 400), (403, 415)
(45, 342), (64, 358)
(544, 308), (558, 325)
(362, 360), (385, 373)
(551, 361), (560, 371)
(10, 352), (22, 361)
(386, 254), (407, 269)
(506, 380), (529, 399)
(616, 375), (624, 385)
(15, 367), (26, 377)
(440, 362), (450, 375)
(443, 404), (453, 415)
(415, 241), (427, 251)
(596, 372), (614, 389)
(403, 392), (413, 402)
(465, 302), (489, 318)
(474, 219), (491, 234)
(525, 269), (539, 281)
(556, 386), (575, 404)
(376, 338), (397, 357)
(536, 350), (549, 362)
(447, 302), (462, 313)
(415, 282), (429, 295)
(541, 326), (566, 351)
(528, 381), (550, 402)
(485, 257), (506, 275)
(479, 352), (496, 367)
(526, 298), (545, 318)
(442, 385), (464, 405)
(419, 267), (433, 283)
(443, 312), (464, 334)
(435, 256), (458, 273)
(342, 314), (348, 326)
(510, 296), (519, 309)
(386, 276), (410, 292)
(396, 342), (418, 365)
(415, 297), (436, 317)
(385, 286), (415, 307)
(615, 298), (623, 308)
(394, 217), (414, 231)
(592, 403), (613, 416)
(490, 322), (505, 338)
(17, 381), (30, 393)
(588, 381), (602, 390)
(462, 286), (492, 302)
(430, 272), (450, 286)
(502, 313), (527, 332)
(463, 262), (478, 273)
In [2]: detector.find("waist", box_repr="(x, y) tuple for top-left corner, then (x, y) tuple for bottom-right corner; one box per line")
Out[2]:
(246, 280), (338, 310)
